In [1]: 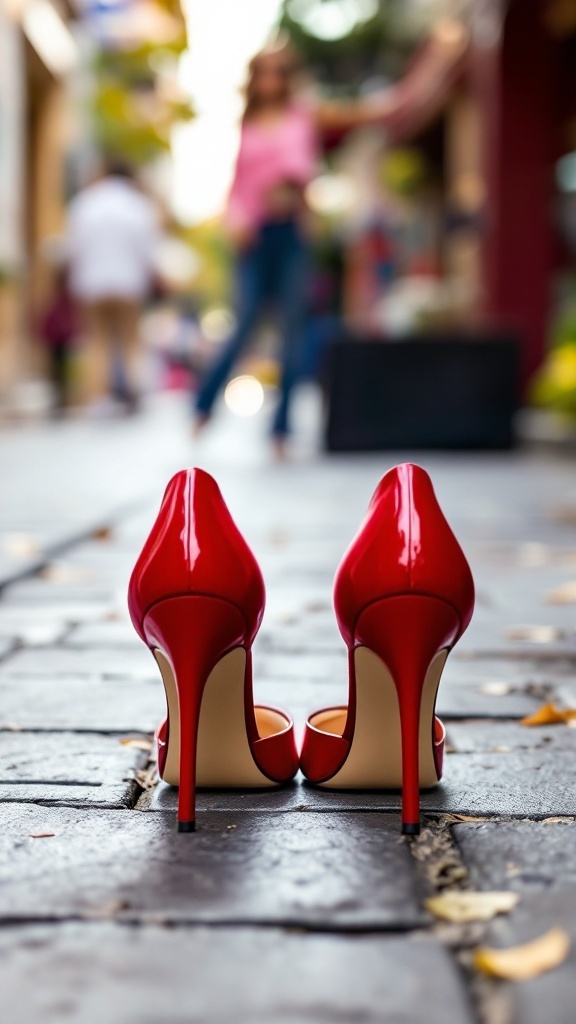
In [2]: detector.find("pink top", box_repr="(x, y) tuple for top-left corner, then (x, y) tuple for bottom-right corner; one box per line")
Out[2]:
(227, 103), (318, 230)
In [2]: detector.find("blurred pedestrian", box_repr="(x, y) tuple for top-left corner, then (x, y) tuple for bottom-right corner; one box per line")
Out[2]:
(38, 262), (77, 417)
(66, 160), (160, 415)
(193, 37), (399, 455)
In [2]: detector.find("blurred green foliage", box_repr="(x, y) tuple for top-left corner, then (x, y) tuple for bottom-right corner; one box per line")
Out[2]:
(380, 147), (429, 197)
(280, 0), (423, 91)
(180, 220), (234, 309)
(531, 283), (576, 416)
(92, 28), (194, 165)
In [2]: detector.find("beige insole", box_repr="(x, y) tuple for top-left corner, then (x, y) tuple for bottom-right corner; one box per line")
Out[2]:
(315, 646), (448, 789)
(155, 646), (284, 788)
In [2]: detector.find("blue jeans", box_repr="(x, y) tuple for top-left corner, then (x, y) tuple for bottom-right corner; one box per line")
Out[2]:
(195, 220), (309, 436)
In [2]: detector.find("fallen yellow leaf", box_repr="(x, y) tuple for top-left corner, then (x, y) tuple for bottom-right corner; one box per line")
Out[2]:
(92, 526), (113, 542)
(134, 766), (158, 791)
(479, 681), (512, 697)
(474, 927), (571, 981)
(507, 626), (564, 644)
(41, 563), (92, 584)
(546, 581), (576, 605)
(425, 891), (520, 923)
(4, 533), (40, 558)
(120, 737), (153, 752)
(521, 703), (576, 727)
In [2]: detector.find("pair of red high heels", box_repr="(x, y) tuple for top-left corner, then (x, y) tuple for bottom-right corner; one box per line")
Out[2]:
(128, 465), (474, 835)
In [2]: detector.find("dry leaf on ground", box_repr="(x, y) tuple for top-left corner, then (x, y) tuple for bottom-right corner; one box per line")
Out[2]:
(479, 681), (512, 697)
(546, 581), (576, 605)
(425, 891), (519, 923)
(85, 899), (131, 919)
(507, 626), (564, 644)
(41, 563), (92, 584)
(120, 737), (153, 752)
(28, 832), (55, 839)
(474, 927), (571, 981)
(4, 534), (40, 558)
(92, 526), (113, 542)
(517, 543), (552, 567)
(450, 814), (488, 823)
(134, 766), (158, 790)
(521, 703), (576, 727)
(550, 505), (576, 526)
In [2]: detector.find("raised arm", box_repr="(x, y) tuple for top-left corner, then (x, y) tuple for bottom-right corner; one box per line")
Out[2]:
(313, 19), (468, 138)
(314, 91), (398, 134)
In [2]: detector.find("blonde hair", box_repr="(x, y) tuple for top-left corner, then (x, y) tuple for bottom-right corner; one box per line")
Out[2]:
(243, 36), (301, 122)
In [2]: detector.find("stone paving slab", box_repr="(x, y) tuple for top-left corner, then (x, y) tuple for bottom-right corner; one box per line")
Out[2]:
(0, 642), (568, 724)
(0, 732), (146, 808)
(0, 673), (163, 733)
(453, 821), (576, 891)
(3, 578), (122, 604)
(0, 645), (155, 679)
(477, 888), (576, 1024)
(0, 529), (116, 593)
(254, 666), (542, 722)
(0, 600), (118, 641)
(48, 539), (137, 572)
(0, 805), (424, 929)
(0, 924), (474, 1024)
(64, 619), (141, 649)
(442, 655), (571, 717)
(0, 645), (549, 735)
(138, 743), (576, 819)
(431, 750), (576, 817)
(446, 719), (576, 752)
(0, 637), (16, 661)
(549, 676), (576, 709)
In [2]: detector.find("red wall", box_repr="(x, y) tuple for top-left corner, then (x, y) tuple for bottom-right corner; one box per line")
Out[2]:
(478, 0), (559, 388)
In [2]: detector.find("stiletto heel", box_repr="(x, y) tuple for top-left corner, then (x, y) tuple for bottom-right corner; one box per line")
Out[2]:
(354, 595), (460, 834)
(300, 464), (475, 836)
(143, 595), (246, 831)
(128, 469), (299, 830)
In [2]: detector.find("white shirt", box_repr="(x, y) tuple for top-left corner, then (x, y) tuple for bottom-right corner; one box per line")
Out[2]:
(67, 178), (160, 301)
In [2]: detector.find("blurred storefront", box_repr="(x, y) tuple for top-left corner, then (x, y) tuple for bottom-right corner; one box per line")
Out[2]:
(0, 0), (78, 404)
(477, 0), (576, 394)
(319, 0), (576, 395)
(0, 0), (189, 412)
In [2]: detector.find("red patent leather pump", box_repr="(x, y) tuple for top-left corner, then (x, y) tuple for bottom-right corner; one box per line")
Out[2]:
(128, 468), (299, 831)
(300, 464), (475, 835)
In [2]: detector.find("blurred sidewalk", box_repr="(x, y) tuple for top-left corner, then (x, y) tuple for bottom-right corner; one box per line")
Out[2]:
(2, 394), (576, 1022)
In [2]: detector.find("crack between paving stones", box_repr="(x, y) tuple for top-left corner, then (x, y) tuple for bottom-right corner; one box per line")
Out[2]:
(0, 500), (148, 596)
(0, 780), (103, 787)
(0, 915), (424, 934)
(409, 817), (510, 1024)
(0, 728), (156, 735)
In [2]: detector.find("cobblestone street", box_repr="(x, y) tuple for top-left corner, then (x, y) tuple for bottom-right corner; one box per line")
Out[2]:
(2, 395), (576, 1023)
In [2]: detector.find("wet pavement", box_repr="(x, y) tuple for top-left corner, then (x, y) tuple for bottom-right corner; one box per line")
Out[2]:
(2, 393), (576, 1023)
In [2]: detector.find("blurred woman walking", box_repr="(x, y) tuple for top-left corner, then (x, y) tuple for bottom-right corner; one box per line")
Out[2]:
(193, 37), (399, 455)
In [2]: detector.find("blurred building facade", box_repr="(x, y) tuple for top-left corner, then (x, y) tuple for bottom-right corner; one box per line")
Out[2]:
(292, 0), (576, 393)
(0, 0), (189, 412)
(0, 0), (78, 403)
(476, 0), (576, 386)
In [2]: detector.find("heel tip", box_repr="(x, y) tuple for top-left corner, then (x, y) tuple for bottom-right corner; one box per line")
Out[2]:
(178, 820), (196, 833)
(402, 823), (420, 836)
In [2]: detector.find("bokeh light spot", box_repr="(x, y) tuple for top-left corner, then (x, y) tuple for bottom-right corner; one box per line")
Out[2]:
(224, 375), (265, 417)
